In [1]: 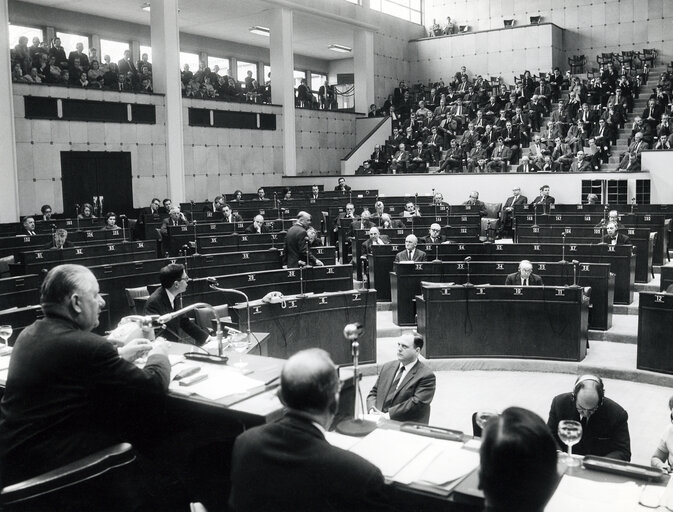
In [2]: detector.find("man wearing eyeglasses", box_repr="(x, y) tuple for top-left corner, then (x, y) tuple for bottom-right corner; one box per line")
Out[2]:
(547, 374), (631, 461)
(420, 223), (447, 244)
(144, 263), (211, 346)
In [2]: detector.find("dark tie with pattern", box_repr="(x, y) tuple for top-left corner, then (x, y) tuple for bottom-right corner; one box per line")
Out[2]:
(383, 365), (406, 411)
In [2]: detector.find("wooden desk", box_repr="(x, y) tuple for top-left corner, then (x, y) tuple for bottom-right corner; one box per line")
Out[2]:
(416, 284), (589, 361)
(637, 291), (673, 375)
(392, 261), (613, 330)
(231, 289), (377, 366)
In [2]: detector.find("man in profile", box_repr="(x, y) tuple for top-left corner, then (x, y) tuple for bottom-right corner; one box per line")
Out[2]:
(394, 234), (427, 263)
(367, 334), (436, 424)
(144, 263), (211, 346)
(229, 349), (388, 512)
(547, 374), (631, 461)
(0, 264), (174, 509)
(479, 407), (559, 512)
(505, 260), (543, 286)
(284, 211), (323, 269)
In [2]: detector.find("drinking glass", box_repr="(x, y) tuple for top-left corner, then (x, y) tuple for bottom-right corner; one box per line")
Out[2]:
(558, 419), (583, 467)
(0, 325), (12, 347)
(475, 409), (499, 432)
(230, 332), (249, 369)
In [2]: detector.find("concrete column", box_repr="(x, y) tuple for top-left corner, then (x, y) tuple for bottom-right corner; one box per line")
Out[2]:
(270, 7), (296, 175)
(0, 0), (20, 222)
(230, 57), (238, 80)
(130, 40), (140, 66)
(353, 29), (375, 114)
(150, 0), (185, 202)
(45, 26), (55, 45)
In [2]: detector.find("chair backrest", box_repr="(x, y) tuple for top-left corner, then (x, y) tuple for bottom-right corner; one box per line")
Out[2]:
(1, 443), (135, 510)
(194, 304), (229, 333)
(124, 286), (149, 314)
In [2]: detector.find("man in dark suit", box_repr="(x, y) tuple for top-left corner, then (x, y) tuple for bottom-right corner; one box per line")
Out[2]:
(547, 375), (631, 461)
(501, 186), (528, 237)
(48, 228), (74, 249)
(505, 260), (543, 286)
(0, 264), (173, 509)
(245, 214), (269, 234)
(144, 263), (211, 346)
(361, 227), (390, 257)
(516, 155), (539, 173)
(17, 216), (37, 236)
(334, 177), (351, 193)
(159, 206), (189, 236)
(602, 222), (631, 245)
(480, 407), (559, 512)
(419, 223), (447, 244)
(221, 204), (243, 224)
(367, 334), (436, 424)
(283, 212), (324, 268)
(531, 185), (555, 206)
(349, 211), (373, 234)
(229, 348), (389, 512)
(394, 235), (427, 263)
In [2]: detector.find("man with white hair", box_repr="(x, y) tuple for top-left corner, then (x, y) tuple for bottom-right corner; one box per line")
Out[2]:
(394, 234), (427, 263)
(420, 223), (447, 244)
(245, 214), (268, 234)
(505, 260), (543, 286)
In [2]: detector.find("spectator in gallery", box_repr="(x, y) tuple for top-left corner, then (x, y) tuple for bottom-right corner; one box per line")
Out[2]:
(23, 67), (42, 84)
(87, 60), (104, 87)
(68, 42), (89, 73)
(335, 177), (351, 193)
(136, 52), (152, 74)
(319, 80), (335, 110)
(117, 49), (137, 75)
(78, 202), (96, 219)
(11, 63), (25, 82)
(368, 103), (378, 117)
(102, 212), (119, 230)
(77, 71), (89, 88)
(35, 53), (49, 80)
(14, 36), (31, 75)
(443, 16), (455, 35)
(48, 37), (67, 69)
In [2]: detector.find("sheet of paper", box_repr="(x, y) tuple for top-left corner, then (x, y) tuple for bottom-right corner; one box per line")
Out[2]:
(418, 444), (480, 485)
(324, 431), (363, 451)
(0, 356), (10, 371)
(394, 438), (465, 485)
(545, 475), (641, 512)
(0, 369), (7, 382)
(349, 429), (432, 478)
(169, 369), (263, 401)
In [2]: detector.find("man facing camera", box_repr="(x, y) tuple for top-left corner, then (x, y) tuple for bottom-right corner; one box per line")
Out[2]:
(367, 334), (436, 424)
(420, 223), (447, 244)
(394, 235), (427, 263)
(479, 407), (559, 512)
(602, 222), (631, 245)
(547, 374), (631, 461)
(245, 214), (268, 234)
(144, 263), (211, 346)
(505, 260), (543, 286)
(229, 349), (389, 512)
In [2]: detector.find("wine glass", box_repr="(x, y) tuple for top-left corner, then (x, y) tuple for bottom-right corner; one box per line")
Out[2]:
(475, 409), (499, 433)
(229, 332), (249, 369)
(558, 419), (583, 467)
(0, 325), (13, 347)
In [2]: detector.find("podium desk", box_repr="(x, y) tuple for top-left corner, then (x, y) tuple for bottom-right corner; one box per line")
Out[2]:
(416, 285), (589, 361)
(637, 291), (673, 374)
(231, 289), (377, 366)
(392, 261), (613, 330)
(370, 243), (633, 305)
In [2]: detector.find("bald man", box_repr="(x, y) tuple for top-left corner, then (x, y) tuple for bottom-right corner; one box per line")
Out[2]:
(505, 260), (543, 286)
(283, 211), (323, 268)
(394, 235), (427, 263)
(245, 214), (269, 234)
(419, 223), (447, 244)
(229, 349), (389, 511)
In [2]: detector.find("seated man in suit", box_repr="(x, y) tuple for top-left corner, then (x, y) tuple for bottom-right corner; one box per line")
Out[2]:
(144, 263), (212, 346)
(463, 190), (487, 217)
(159, 206), (189, 236)
(48, 228), (74, 249)
(479, 407), (559, 512)
(516, 155), (539, 173)
(221, 204), (243, 224)
(361, 226), (390, 257)
(350, 210), (373, 234)
(595, 209), (626, 230)
(334, 177), (351, 192)
(569, 150), (592, 172)
(501, 186), (528, 238)
(367, 334), (436, 424)
(505, 260), (543, 286)
(394, 234), (427, 263)
(420, 223), (447, 244)
(602, 221), (631, 245)
(230, 349), (389, 512)
(547, 375), (631, 461)
(531, 185), (555, 207)
(245, 214), (268, 234)
(17, 216), (37, 236)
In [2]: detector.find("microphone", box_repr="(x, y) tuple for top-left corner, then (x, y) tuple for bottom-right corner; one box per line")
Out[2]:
(559, 231), (568, 263)
(208, 282), (254, 353)
(336, 322), (376, 437)
(156, 301), (226, 359)
(569, 259), (581, 288)
(464, 256), (474, 287)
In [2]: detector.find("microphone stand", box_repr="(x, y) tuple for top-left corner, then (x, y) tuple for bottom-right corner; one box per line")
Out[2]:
(192, 220), (200, 255)
(464, 258), (474, 287)
(559, 231), (568, 263)
(157, 301), (226, 359)
(433, 242), (440, 263)
(532, 203), (539, 229)
(120, 215), (127, 242)
(208, 284), (252, 351)
(446, 202), (452, 229)
(569, 260), (581, 288)
(75, 204), (80, 231)
(630, 196), (636, 215)
(599, 205), (608, 244)
(336, 323), (377, 436)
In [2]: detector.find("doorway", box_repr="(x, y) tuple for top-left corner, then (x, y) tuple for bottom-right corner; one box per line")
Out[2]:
(60, 152), (133, 217)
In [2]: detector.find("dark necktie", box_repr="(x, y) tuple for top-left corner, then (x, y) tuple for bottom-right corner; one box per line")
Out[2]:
(407, 251), (412, 260)
(383, 365), (406, 411)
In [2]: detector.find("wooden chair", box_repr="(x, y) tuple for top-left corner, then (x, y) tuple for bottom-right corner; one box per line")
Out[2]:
(124, 286), (149, 315)
(638, 48), (657, 67)
(568, 55), (586, 74)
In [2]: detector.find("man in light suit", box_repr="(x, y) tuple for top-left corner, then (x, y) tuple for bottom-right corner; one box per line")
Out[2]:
(619, 131), (649, 172)
(505, 260), (543, 286)
(367, 334), (436, 424)
(394, 234), (427, 263)
(501, 186), (528, 237)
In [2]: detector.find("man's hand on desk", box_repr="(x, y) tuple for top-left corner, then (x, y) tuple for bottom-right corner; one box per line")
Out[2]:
(369, 407), (390, 420)
(118, 338), (153, 362)
(147, 339), (169, 359)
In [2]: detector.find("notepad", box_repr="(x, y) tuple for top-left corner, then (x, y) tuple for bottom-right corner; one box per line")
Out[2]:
(545, 475), (641, 512)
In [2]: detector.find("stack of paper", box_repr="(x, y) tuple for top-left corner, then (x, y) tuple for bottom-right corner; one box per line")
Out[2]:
(169, 369), (264, 401)
(545, 475), (641, 512)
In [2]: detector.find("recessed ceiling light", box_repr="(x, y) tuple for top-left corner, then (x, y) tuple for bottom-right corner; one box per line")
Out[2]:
(249, 26), (270, 37)
(328, 44), (352, 53)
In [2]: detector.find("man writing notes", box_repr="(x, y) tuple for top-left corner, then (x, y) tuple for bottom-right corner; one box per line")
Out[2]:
(505, 260), (543, 286)
(229, 349), (389, 512)
(0, 264), (175, 510)
(367, 334), (436, 424)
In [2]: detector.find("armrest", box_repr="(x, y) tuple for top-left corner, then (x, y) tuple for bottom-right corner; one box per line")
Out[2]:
(1, 443), (135, 506)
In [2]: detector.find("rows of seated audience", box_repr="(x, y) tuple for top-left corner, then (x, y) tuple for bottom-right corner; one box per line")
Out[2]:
(11, 35), (341, 109)
(358, 56), (672, 175)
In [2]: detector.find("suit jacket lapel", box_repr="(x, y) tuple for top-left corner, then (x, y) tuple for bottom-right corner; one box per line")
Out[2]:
(390, 362), (420, 400)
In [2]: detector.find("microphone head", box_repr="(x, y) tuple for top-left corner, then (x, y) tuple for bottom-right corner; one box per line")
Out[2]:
(343, 323), (363, 340)
(464, 256), (472, 263)
(75, 203), (80, 208)
(572, 259), (579, 265)
(562, 231), (566, 237)
(207, 277), (219, 286)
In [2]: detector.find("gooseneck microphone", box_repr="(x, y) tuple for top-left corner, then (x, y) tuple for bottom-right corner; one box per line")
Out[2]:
(464, 256), (474, 287)
(207, 277), (255, 352)
(335, 323), (377, 436)
(559, 231), (568, 264)
(157, 300), (226, 359)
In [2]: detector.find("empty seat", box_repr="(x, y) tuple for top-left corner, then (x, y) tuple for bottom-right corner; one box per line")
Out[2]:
(124, 286), (149, 315)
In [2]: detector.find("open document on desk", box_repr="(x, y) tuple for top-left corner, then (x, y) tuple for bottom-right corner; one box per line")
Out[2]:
(168, 361), (265, 401)
(325, 428), (480, 496)
(545, 474), (643, 512)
